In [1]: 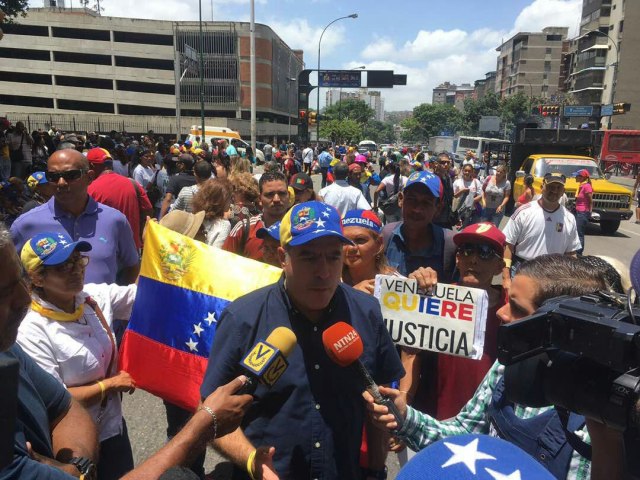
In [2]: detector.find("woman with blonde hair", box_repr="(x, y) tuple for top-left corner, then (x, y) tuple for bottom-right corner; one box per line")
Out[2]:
(228, 172), (260, 224)
(192, 178), (233, 248)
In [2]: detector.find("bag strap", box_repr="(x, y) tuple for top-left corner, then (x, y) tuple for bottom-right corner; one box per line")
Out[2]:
(238, 218), (252, 256)
(84, 296), (117, 408)
(129, 178), (142, 206)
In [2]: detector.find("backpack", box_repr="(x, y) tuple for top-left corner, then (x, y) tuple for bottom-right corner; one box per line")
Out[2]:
(145, 170), (162, 204)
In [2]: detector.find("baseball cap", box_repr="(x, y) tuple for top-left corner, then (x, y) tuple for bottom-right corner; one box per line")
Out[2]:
(348, 163), (362, 173)
(631, 249), (640, 297)
(397, 434), (554, 480)
(342, 210), (382, 234)
(159, 210), (205, 239)
(21, 232), (92, 273)
(454, 222), (506, 257)
(404, 171), (442, 198)
(87, 147), (112, 165)
(544, 172), (566, 184)
(27, 171), (48, 190)
(571, 169), (590, 178)
(354, 154), (368, 164)
(290, 173), (313, 191)
(256, 221), (281, 241)
(178, 153), (194, 166)
(279, 201), (354, 247)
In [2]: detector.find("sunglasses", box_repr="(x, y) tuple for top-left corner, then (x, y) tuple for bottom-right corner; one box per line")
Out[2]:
(457, 244), (500, 260)
(48, 255), (90, 273)
(46, 169), (86, 183)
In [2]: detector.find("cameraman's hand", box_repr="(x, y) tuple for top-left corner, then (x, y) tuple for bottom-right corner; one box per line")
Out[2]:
(362, 386), (408, 432)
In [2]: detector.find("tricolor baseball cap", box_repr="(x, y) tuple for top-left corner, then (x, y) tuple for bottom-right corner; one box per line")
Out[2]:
(404, 171), (442, 199)
(289, 173), (313, 191)
(279, 201), (353, 247)
(86, 147), (111, 165)
(21, 232), (91, 273)
(26, 171), (48, 190)
(571, 169), (590, 178)
(454, 222), (506, 257)
(342, 210), (382, 234)
(256, 221), (281, 241)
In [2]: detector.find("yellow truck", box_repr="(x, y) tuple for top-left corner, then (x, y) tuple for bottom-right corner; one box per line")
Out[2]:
(512, 154), (633, 235)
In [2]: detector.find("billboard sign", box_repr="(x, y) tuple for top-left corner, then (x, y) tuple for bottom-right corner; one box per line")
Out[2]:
(563, 105), (594, 117)
(318, 70), (362, 88)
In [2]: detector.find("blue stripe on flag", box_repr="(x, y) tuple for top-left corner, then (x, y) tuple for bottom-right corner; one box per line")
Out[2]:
(128, 276), (230, 358)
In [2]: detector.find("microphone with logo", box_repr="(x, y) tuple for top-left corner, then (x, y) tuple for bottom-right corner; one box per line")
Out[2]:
(236, 326), (298, 395)
(322, 322), (404, 431)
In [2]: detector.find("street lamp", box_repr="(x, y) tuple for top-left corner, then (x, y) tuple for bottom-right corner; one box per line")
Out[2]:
(577, 29), (620, 129)
(286, 77), (296, 142)
(317, 13), (358, 143)
(339, 65), (365, 120)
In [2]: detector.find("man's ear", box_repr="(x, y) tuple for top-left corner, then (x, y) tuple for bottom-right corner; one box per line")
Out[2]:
(398, 192), (404, 208)
(277, 246), (287, 268)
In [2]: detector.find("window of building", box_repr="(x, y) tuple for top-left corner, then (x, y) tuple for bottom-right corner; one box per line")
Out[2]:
(544, 61), (552, 72)
(118, 104), (175, 116)
(0, 71), (51, 85)
(116, 80), (174, 95)
(546, 34), (563, 41)
(1, 23), (48, 36)
(55, 75), (113, 90)
(51, 26), (110, 41)
(115, 56), (174, 71)
(546, 47), (552, 54)
(0, 94), (54, 108)
(619, 20), (624, 33)
(0, 47), (50, 61)
(53, 51), (111, 65)
(113, 31), (173, 46)
(57, 99), (115, 113)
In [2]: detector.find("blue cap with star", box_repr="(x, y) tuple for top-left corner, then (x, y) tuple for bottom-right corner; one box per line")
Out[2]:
(397, 434), (554, 479)
(21, 231), (92, 273)
(279, 201), (354, 247)
(404, 170), (442, 199)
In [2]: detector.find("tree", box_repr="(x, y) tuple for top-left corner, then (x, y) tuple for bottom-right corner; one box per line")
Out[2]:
(462, 93), (501, 134)
(500, 92), (532, 137)
(1, 0), (29, 22)
(323, 99), (375, 125)
(362, 120), (395, 144)
(319, 118), (362, 144)
(401, 103), (464, 142)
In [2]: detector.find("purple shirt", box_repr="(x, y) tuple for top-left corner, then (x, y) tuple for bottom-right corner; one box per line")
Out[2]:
(11, 196), (139, 284)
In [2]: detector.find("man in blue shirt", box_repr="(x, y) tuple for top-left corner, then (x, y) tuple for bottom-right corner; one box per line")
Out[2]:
(201, 201), (404, 480)
(317, 145), (333, 188)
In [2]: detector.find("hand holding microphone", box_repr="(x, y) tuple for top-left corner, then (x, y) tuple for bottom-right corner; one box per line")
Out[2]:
(322, 322), (406, 432)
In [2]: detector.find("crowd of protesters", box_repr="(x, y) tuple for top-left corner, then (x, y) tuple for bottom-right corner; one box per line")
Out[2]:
(0, 117), (637, 480)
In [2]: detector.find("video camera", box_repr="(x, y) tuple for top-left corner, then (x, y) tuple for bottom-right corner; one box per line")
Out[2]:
(497, 291), (640, 431)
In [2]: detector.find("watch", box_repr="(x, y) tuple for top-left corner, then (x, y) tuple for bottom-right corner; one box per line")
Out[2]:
(69, 457), (97, 480)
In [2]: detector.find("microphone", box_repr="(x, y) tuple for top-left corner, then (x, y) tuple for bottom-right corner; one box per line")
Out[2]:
(322, 322), (404, 431)
(236, 326), (297, 395)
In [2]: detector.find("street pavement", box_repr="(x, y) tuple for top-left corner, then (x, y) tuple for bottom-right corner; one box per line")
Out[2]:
(122, 169), (639, 479)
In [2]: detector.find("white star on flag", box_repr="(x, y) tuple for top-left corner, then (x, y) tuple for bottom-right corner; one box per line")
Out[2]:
(316, 219), (326, 228)
(322, 210), (330, 217)
(59, 240), (68, 245)
(486, 468), (522, 480)
(185, 338), (199, 352)
(441, 438), (496, 474)
(193, 323), (204, 336)
(421, 177), (427, 183)
(204, 312), (216, 326)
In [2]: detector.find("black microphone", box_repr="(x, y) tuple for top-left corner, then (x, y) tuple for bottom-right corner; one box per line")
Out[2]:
(236, 327), (297, 395)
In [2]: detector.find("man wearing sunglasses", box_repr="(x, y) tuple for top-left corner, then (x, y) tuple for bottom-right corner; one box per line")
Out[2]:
(432, 153), (456, 229)
(502, 172), (580, 291)
(10, 148), (140, 286)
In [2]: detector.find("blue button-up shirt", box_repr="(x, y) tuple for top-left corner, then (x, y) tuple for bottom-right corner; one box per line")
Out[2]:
(201, 276), (404, 480)
(11, 196), (139, 284)
(318, 151), (333, 168)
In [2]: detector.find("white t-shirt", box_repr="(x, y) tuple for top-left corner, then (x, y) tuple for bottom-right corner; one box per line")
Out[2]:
(453, 178), (482, 208)
(302, 147), (314, 164)
(133, 164), (155, 188)
(503, 200), (581, 260)
(17, 283), (137, 442)
(319, 180), (371, 216)
(203, 217), (232, 248)
(380, 174), (408, 197)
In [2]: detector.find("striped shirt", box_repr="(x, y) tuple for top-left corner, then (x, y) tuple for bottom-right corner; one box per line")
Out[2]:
(173, 184), (200, 213)
(396, 361), (591, 480)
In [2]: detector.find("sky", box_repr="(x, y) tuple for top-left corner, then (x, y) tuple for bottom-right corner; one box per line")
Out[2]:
(31, 0), (583, 111)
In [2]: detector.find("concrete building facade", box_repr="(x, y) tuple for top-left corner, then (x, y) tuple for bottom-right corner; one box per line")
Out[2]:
(0, 7), (304, 137)
(474, 71), (497, 100)
(325, 88), (385, 122)
(431, 82), (474, 110)
(495, 27), (568, 99)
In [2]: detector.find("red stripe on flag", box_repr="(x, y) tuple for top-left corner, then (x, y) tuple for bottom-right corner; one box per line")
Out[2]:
(119, 330), (207, 412)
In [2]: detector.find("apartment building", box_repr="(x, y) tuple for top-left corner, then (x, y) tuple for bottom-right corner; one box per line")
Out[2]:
(431, 82), (474, 110)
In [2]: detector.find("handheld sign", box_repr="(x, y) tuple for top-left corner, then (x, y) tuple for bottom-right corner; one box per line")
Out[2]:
(374, 275), (488, 359)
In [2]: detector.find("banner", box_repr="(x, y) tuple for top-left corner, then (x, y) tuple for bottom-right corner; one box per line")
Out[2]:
(119, 221), (282, 411)
(374, 275), (488, 359)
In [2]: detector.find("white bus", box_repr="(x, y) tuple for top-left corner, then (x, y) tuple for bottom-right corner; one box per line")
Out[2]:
(358, 140), (378, 158)
(453, 136), (510, 163)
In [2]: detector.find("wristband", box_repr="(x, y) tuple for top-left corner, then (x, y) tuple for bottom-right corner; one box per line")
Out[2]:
(97, 381), (106, 402)
(503, 258), (512, 268)
(246, 449), (257, 480)
(198, 405), (218, 439)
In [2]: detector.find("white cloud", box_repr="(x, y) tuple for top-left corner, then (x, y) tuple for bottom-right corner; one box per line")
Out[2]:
(513, 0), (582, 37)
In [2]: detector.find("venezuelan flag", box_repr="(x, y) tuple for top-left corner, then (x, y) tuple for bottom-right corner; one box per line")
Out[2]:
(119, 221), (282, 411)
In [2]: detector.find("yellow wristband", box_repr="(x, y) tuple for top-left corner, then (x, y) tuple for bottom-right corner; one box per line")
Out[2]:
(503, 258), (512, 268)
(246, 449), (257, 480)
(97, 380), (106, 402)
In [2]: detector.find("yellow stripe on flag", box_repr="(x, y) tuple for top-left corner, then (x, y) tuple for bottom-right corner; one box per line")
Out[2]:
(141, 220), (282, 300)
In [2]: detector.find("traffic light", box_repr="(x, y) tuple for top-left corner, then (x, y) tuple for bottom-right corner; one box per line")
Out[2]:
(613, 102), (631, 115)
(299, 110), (307, 122)
(541, 105), (560, 117)
(308, 111), (318, 126)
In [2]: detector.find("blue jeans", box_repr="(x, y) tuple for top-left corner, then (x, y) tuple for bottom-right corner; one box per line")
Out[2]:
(575, 211), (589, 255)
(481, 207), (504, 227)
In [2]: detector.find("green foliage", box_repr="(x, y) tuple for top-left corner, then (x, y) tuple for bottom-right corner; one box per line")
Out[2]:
(401, 103), (464, 142)
(461, 93), (501, 133)
(319, 118), (362, 144)
(323, 99), (375, 125)
(362, 120), (395, 144)
(1, 0), (29, 21)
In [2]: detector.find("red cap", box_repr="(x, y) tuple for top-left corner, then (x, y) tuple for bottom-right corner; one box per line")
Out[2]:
(453, 222), (506, 257)
(86, 147), (111, 165)
(348, 162), (362, 173)
(322, 322), (363, 367)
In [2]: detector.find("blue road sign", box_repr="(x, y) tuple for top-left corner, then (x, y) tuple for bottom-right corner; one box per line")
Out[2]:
(563, 105), (594, 117)
(318, 70), (362, 88)
(601, 104), (614, 116)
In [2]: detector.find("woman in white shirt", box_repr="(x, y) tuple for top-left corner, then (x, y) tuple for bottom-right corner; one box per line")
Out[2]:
(17, 231), (137, 480)
(453, 163), (483, 228)
(191, 177), (232, 248)
(132, 148), (156, 188)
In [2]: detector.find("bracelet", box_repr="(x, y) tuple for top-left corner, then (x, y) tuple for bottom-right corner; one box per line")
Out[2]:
(503, 258), (512, 268)
(198, 405), (218, 439)
(246, 449), (257, 480)
(97, 381), (106, 402)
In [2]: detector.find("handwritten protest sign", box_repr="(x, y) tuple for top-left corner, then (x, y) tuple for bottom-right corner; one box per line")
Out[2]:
(374, 275), (489, 359)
